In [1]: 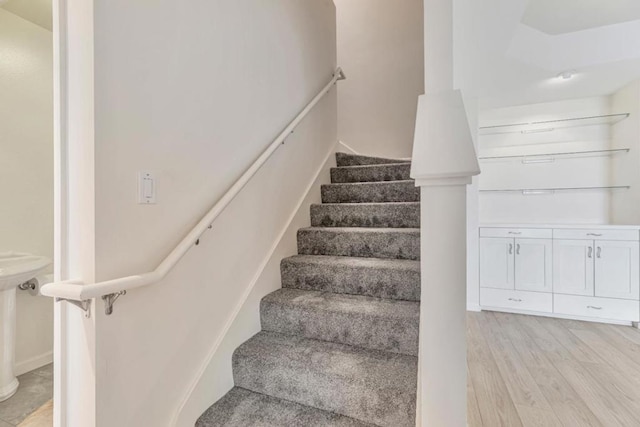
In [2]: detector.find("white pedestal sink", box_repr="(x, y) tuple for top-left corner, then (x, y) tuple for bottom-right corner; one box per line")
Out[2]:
(0, 252), (50, 402)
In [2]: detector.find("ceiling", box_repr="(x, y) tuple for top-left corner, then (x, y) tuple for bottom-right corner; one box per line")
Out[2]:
(1, 0), (52, 31)
(523, 0), (640, 35)
(455, 0), (640, 108)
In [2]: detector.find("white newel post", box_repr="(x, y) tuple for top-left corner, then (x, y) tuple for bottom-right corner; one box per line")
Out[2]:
(413, 0), (480, 424)
(412, 92), (480, 426)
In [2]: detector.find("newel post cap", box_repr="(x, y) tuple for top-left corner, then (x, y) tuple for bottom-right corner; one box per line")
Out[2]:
(410, 90), (480, 187)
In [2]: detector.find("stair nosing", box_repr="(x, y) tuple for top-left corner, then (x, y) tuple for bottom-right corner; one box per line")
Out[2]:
(236, 330), (419, 362)
(283, 253), (420, 265)
(263, 288), (419, 318)
(311, 201), (419, 207)
(332, 162), (411, 170)
(197, 387), (376, 427)
(323, 180), (415, 187)
(299, 226), (420, 233)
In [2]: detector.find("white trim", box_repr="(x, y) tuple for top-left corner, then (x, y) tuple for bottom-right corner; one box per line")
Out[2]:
(170, 143), (337, 426)
(479, 307), (633, 326)
(337, 140), (360, 155)
(52, 0), (68, 425)
(15, 351), (54, 377)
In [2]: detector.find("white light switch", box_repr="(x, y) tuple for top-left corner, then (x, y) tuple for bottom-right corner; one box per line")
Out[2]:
(138, 171), (156, 204)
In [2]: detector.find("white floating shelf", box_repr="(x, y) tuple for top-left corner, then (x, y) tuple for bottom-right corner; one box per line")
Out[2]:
(479, 148), (630, 162)
(479, 113), (630, 136)
(480, 186), (630, 195)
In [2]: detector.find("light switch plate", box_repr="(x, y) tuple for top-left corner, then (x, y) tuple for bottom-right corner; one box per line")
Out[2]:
(138, 171), (156, 204)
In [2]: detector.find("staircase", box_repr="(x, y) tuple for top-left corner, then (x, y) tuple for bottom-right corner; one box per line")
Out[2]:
(196, 153), (420, 427)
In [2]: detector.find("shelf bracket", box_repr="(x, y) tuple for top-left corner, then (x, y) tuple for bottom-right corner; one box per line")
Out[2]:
(102, 291), (127, 316)
(56, 298), (91, 318)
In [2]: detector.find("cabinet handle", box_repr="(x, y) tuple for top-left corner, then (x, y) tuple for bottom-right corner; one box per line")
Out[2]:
(508, 231), (522, 235)
(587, 233), (603, 237)
(597, 247), (602, 258)
(588, 247), (593, 258)
(508, 298), (522, 302)
(516, 244), (521, 255)
(509, 243), (514, 255)
(587, 306), (603, 310)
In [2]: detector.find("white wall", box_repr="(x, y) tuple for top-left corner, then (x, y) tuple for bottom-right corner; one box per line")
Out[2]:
(0, 9), (53, 375)
(174, 150), (336, 426)
(478, 97), (615, 224)
(334, 0), (424, 158)
(611, 81), (640, 225)
(89, 1), (337, 426)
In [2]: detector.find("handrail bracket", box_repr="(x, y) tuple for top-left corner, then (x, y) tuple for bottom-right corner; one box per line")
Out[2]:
(102, 291), (127, 316)
(56, 297), (92, 318)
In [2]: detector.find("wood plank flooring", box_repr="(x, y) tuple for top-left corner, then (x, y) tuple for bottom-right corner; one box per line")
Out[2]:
(468, 311), (640, 427)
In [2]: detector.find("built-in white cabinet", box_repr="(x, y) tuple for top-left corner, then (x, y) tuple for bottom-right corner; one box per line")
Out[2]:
(552, 239), (594, 296)
(480, 225), (640, 324)
(479, 238), (514, 290)
(595, 241), (640, 300)
(515, 239), (553, 293)
(480, 228), (552, 293)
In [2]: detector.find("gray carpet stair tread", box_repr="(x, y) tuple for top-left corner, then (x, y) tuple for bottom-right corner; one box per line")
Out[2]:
(331, 163), (411, 183)
(281, 255), (420, 301)
(261, 288), (419, 355)
(196, 387), (373, 427)
(322, 180), (419, 203)
(233, 331), (417, 427)
(199, 151), (419, 425)
(336, 152), (409, 167)
(297, 227), (420, 260)
(310, 202), (419, 228)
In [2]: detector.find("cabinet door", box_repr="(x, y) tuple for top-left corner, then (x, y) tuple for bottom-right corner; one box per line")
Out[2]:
(480, 238), (515, 290)
(595, 240), (640, 300)
(553, 239), (594, 296)
(515, 238), (552, 292)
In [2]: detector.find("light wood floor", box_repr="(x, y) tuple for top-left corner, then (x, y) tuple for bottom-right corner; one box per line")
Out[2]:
(17, 401), (52, 427)
(467, 311), (640, 427)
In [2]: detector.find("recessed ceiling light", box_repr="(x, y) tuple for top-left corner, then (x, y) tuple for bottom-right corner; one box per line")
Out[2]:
(557, 70), (577, 80)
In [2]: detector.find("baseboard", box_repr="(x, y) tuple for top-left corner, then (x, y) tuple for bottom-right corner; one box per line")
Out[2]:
(466, 303), (481, 312)
(15, 351), (53, 376)
(336, 141), (412, 162)
(337, 140), (359, 155)
(479, 306), (634, 326)
(171, 142), (338, 427)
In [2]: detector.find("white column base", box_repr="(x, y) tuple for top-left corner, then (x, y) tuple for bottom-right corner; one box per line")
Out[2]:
(0, 377), (19, 402)
(0, 288), (18, 402)
(418, 184), (468, 427)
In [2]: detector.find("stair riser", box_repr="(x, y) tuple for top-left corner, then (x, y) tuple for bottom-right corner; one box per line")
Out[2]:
(331, 164), (411, 183)
(298, 229), (420, 260)
(336, 152), (408, 167)
(261, 297), (419, 356)
(233, 332), (417, 427)
(322, 182), (419, 203)
(281, 257), (420, 301)
(311, 203), (419, 228)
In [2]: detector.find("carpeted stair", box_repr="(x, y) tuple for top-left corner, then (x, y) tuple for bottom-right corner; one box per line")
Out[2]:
(196, 153), (420, 427)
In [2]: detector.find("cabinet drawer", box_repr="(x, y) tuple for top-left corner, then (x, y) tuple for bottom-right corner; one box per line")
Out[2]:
(481, 288), (552, 313)
(480, 228), (552, 239)
(554, 294), (640, 322)
(553, 229), (639, 241)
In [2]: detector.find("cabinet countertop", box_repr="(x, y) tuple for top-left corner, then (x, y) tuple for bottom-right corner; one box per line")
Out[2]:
(480, 223), (640, 230)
